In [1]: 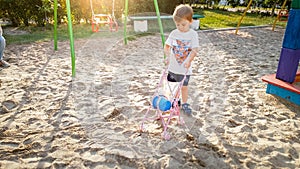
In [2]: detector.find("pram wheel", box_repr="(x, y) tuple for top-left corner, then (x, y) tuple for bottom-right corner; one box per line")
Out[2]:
(162, 131), (171, 140)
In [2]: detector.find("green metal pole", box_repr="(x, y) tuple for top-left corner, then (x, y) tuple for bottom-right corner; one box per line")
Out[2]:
(153, 0), (166, 58)
(124, 0), (129, 45)
(66, 0), (76, 77)
(54, 0), (58, 50)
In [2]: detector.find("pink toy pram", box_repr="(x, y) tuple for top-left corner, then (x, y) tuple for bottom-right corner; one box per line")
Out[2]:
(140, 67), (187, 140)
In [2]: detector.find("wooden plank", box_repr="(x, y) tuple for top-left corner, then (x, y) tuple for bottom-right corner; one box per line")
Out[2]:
(276, 48), (300, 83)
(262, 70), (300, 94)
(282, 9), (300, 50)
(266, 84), (300, 105)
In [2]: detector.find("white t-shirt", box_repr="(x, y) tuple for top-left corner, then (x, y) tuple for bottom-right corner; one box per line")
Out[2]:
(165, 29), (199, 75)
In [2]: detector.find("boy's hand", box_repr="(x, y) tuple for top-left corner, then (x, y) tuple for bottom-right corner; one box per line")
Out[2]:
(164, 45), (171, 65)
(164, 56), (170, 65)
(184, 60), (191, 68)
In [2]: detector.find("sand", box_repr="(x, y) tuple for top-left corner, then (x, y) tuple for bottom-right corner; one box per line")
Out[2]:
(0, 27), (300, 168)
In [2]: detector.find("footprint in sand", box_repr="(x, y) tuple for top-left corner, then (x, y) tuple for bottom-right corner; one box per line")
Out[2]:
(1, 100), (18, 112)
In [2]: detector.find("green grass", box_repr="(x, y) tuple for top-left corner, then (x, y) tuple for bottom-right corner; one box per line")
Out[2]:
(194, 8), (287, 30)
(4, 24), (125, 45)
(4, 24), (89, 45)
(4, 27), (54, 45)
(3, 8), (287, 45)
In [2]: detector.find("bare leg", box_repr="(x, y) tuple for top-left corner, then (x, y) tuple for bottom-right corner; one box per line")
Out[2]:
(181, 86), (188, 103)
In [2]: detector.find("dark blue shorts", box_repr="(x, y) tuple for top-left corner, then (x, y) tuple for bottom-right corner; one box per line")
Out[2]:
(167, 71), (190, 86)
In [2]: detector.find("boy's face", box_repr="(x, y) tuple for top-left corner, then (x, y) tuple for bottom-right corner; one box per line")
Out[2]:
(175, 19), (192, 33)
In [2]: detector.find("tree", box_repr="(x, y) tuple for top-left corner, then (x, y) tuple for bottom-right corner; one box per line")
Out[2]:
(0, 0), (54, 26)
(35, 0), (53, 26)
(227, 0), (240, 8)
(0, 0), (191, 27)
(125, 0), (181, 15)
(264, 0), (287, 16)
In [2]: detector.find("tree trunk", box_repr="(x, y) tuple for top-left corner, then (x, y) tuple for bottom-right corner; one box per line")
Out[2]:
(271, 2), (276, 17)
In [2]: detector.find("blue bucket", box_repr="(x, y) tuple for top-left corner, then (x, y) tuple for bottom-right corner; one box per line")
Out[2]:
(152, 95), (171, 111)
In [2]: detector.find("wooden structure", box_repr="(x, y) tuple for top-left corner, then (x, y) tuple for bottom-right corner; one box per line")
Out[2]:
(262, 1), (300, 106)
(262, 71), (300, 105)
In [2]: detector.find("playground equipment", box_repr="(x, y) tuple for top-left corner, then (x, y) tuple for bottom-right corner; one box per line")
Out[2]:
(129, 14), (204, 32)
(123, 0), (165, 47)
(262, 0), (300, 106)
(140, 67), (187, 140)
(90, 0), (118, 32)
(52, 0), (188, 77)
(278, 9), (289, 22)
(53, 0), (76, 77)
(272, 0), (289, 31)
(52, 0), (167, 76)
(236, 0), (290, 33)
(235, 0), (253, 34)
(262, 72), (300, 105)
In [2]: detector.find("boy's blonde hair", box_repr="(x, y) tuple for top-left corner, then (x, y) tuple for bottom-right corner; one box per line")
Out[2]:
(173, 4), (193, 23)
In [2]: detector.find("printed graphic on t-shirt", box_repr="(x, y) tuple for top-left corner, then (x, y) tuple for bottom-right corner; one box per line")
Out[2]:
(172, 39), (192, 65)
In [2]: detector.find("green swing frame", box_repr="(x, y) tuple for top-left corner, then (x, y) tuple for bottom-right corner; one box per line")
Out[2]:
(53, 0), (166, 77)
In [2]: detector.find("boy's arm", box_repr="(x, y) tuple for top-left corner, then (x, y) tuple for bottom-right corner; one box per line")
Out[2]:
(164, 44), (171, 56)
(164, 44), (171, 65)
(185, 31), (199, 68)
(0, 25), (2, 36)
(185, 47), (198, 68)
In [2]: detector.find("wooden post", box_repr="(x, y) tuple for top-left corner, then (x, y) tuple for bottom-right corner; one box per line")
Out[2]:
(235, 0), (253, 35)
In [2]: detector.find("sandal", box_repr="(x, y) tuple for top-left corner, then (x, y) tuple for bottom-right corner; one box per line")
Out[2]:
(0, 60), (10, 68)
(182, 103), (192, 115)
